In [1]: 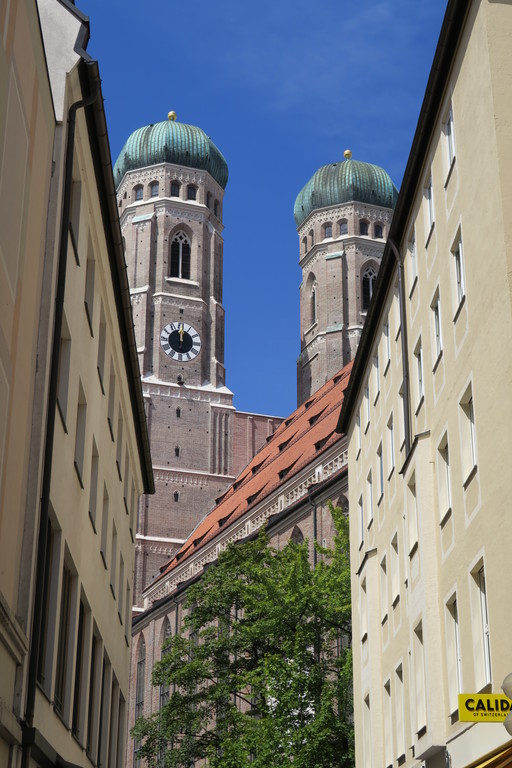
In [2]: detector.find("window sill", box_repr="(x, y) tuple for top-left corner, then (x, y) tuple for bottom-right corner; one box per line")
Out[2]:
(417, 725), (427, 739)
(453, 294), (466, 323)
(432, 350), (443, 374)
(392, 594), (400, 609)
(381, 613), (388, 627)
(439, 507), (452, 528)
(409, 275), (418, 300)
(415, 395), (424, 416)
(165, 277), (199, 287)
(409, 540), (419, 558)
(463, 464), (478, 490)
(444, 156), (456, 189)
(425, 221), (435, 249)
(361, 632), (368, 644)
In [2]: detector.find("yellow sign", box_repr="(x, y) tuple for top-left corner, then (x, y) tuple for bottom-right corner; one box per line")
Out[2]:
(459, 694), (512, 722)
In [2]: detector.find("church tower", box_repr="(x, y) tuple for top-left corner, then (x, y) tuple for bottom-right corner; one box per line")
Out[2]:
(294, 150), (398, 404)
(114, 113), (275, 607)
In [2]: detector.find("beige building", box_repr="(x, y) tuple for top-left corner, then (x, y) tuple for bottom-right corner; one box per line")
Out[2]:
(338, 3), (512, 768)
(0, 1), (153, 767)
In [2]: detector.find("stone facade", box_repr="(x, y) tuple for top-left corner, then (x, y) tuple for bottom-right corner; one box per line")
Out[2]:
(297, 200), (393, 404)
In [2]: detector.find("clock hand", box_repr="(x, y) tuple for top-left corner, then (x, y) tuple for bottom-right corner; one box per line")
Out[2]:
(178, 324), (185, 345)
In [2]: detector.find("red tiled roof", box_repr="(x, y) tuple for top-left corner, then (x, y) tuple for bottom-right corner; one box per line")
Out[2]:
(154, 360), (352, 583)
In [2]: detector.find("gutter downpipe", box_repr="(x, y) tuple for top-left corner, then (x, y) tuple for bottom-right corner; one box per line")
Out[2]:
(388, 239), (412, 459)
(21, 69), (99, 768)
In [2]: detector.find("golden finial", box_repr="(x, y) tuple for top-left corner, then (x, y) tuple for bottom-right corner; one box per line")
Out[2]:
(168, 110), (177, 121)
(344, 149), (352, 159)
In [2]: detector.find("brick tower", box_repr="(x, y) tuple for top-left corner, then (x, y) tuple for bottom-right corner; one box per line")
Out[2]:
(114, 113), (280, 607)
(294, 150), (398, 404)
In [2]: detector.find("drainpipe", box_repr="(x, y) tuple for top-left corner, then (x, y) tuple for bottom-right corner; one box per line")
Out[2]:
(21, 68), (99, 768)
(388, 239), (412, 459)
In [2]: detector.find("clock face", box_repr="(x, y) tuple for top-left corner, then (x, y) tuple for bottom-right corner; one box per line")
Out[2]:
(160, 322), (201, 362)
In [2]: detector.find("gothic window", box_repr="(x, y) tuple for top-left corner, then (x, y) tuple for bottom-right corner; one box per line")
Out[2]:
(359, 220), (369, 236)
(170, 232), (191, 279)
(214, 199), (219, 217)
(374, 223), (383, 239)
(187, 184), (197, 200)
(362, 266), (377, 310)
(302, 236), (307, 254)
(309, 228), (314, 247)
(290, 525), (304, 545)
(134, 185), (143, 201)
(134, 637), (146, 767)
(311, 280), (318, 325)
(150, 181), (159, 197)
(323, 222), (333, 239)
(171, 181), (180, 197)
(206, 191), (211, 208)
(339, 219), (348, 235)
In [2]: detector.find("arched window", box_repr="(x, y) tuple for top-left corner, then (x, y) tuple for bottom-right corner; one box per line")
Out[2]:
(175, 446), (180, 457)
(362, 266), (377, 310)
(359, 220), (369, 236)
(339, 219), (348, 235)
(214, 199), (219, 217)
(134, 636), (146, 766)
(302, 236), (307, 254)
(150, 181), (159, 197)
(323, 222), (333, 239)
(290, 525), (304, 545)
(311, 280), (318, 325)
(187, 185), (197, 201)
(309, 229), (314, 247)
(134, 185), (143, 201)
(374, 223), (383, 239)
(173, 491), (179, 502)
(171, 181), (180, 197)
(160, 620), (172, 710)
(170, 232), (191, 279)
(176, 407), (181, 418)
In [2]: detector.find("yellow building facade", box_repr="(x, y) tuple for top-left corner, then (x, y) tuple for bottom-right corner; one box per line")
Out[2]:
(0, 2), (153, 766)
(338, 2), (512, 768)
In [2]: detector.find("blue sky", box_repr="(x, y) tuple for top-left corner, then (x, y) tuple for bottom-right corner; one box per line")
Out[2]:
(80, 0), (448, 418)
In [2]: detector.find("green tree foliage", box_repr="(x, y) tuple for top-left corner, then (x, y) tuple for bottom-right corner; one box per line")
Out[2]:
(133, 504), (353, 768)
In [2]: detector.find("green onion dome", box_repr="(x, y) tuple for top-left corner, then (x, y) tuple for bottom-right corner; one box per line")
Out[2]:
(294, 151), (398, 228)
(113, 113), (228, 189)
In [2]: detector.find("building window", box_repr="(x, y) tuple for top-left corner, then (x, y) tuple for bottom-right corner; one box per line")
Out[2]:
(206, 191), (211, 208)
(356, 413), (361, 458)
(367, 471), (373, 526)
(89, 441), (99, 530)
(444, 106), (455, 167)
(171, 181), (180, 197)
(110, 522), (117, 598)
(74, 383), (87, 486)
(358, 495), (364, 545)
(339, 219), (348, 235)
(414, 338), (424, 407)
(55, 564), (73, 715)
(477, 566), (492, 685)
(460, 384), (477, 482)
(56, 315), (71, 428)
(150, 181), (159, 197)
(107, 369), (115, 440)
(302, 236), (307, 254)
(446, 594), (462, 713)
(437, 434), (451, 520)
(383, 680), (393, 768)
(407, 472), (418, 554)
(380, 557), (388, 624)
(323, 222), (333, 239)
(72, 600), (86, 738)
(176, 407), (181, 418)
(425, 176), (434, 231)
(100, 485), (109, 569)
(214, 199), (219, 217)
(391, 533), (399, 605)
(452, 236), (465, 309)
(374, 352), (380, 401)
(413, 622), (427, 734)
(97, 308), (106, 391)
(431, 290), (443, 362)
(384, 319), (391, 371)
(84, 245), (95, 335)
(471, 563), (491, 689)
(362, 267), (377, 311)
(174, 491), (179, 502)
(311, 280), (317, 325)
(134, 637), (146, 767)
(374, 223), (383, 239)
(408, 234), (417, 293)
(359, 220), (369, 236)
(134, 185), (143, 201)
(170, 232), (191, 279)
(175, 446), (180, 458)
(377, 444), (384, 501)
(387, 414), (394, 476)
(309, 228), (314, 248)
(364, 382), (370, 430)
(395, 664), (405, 760)
(187, 184), (197, 201)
